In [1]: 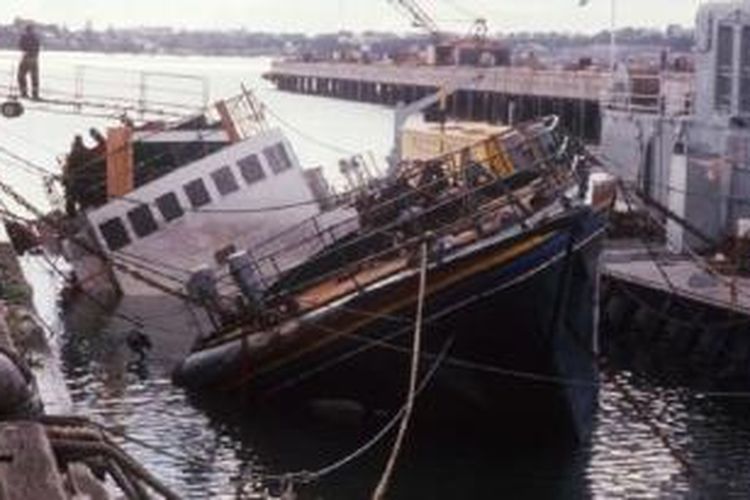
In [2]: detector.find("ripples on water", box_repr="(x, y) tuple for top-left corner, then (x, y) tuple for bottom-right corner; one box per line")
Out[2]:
(56, 312), (750, 499)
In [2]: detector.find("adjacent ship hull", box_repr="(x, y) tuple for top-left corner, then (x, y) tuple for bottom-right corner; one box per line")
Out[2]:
(175, 206), (607, 441)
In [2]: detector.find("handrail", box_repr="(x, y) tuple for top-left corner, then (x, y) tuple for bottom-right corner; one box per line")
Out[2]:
(245, 117), (560, 262)
(220, 130), (576, 300)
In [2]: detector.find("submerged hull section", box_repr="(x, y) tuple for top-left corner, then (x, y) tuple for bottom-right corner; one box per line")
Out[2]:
(175, 208), (607, 441)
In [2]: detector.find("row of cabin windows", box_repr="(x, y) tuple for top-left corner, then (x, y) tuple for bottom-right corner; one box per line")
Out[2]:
(98, 143), (293, 251)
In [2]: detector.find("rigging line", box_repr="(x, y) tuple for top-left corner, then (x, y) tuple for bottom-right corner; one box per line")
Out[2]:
(113, 249), (193, 276)
(262, 105), (358, 156)
(0, 123), (62, 155)
(0, 207), (36, 224)
(373, 241), (427, 500)
(353, 333), (600, 388)
(217, 157), (559, 285)
(437, 0), (482, 21)
(38, 249), (190, 337)
(588, 144), (750, 300)
(617, 182), (680, 296)
(291, 282), (599, 388)
(109, 252), (189, 285)
(261, 230), (605, 398)
(602, 366), (701, 483)
(0, 145), (60, 177)
(262, 336), (454, 486)
(0, 173), (208, 311)
(618, 182), (750, 303)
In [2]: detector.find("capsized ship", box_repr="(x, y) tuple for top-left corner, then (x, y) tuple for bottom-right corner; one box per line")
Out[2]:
(173, 116), (615, 440)
(56, 90), (358, 308)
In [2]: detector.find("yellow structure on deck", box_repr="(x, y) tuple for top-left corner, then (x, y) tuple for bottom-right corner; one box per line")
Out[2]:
(401, 119), (533, 178)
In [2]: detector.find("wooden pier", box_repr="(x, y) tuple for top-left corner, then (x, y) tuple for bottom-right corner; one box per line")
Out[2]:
(265, 60), (691, 143)
(603, 243), (750, 317)
(601, 242), (750, 378)
(0, 291), (70, 499)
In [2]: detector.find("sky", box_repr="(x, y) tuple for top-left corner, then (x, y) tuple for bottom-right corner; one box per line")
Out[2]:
(3, 0), (707, 34)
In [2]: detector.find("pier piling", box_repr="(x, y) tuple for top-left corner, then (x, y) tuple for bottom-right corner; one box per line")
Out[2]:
(264, 61), (622, 142)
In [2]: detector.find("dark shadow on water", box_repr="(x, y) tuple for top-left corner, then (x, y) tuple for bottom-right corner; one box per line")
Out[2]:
(187, 390), (592, 500)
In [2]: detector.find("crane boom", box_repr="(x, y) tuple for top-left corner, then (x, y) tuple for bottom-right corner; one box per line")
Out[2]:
(387, 0), (441, 37)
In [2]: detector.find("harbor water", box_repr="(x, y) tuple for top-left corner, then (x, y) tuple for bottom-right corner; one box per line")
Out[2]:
(3, 52), (750, 498)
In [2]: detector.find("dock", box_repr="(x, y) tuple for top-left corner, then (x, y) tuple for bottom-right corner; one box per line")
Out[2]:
(603, 243), (750, 317)
(0, 228), (179, 499)
(265, 60), (693, 142)
(601, 241), (750, 379)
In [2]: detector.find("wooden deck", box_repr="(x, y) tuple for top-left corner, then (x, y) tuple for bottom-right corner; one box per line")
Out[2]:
(290, 175), (553, 313)
(297, 256), (410, 310)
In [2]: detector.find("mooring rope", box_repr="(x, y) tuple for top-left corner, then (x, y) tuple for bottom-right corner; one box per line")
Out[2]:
(260, 336), (454, 489)
(372, 240), (428, 500)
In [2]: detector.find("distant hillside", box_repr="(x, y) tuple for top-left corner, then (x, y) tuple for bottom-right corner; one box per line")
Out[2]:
(0, 18), (693, 59)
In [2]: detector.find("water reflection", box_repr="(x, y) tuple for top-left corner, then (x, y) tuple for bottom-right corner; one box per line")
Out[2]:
(23, 243), (750, 498)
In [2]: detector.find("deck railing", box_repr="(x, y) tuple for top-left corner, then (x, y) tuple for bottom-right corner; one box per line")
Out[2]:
(214, 117), (582, 307)
(600, 72), (694, 116)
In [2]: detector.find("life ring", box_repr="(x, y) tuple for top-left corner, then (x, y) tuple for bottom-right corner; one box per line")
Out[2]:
(0, 100), (24, 119)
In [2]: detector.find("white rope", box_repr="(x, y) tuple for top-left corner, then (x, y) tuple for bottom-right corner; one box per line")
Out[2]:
(372, 241), (428, 500)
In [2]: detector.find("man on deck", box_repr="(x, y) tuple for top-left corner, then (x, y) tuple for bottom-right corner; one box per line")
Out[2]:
(17, 25), (40, 100)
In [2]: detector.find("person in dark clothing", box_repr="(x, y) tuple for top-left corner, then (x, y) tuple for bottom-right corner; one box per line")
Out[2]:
(17, 25), (40, 100)
(63, 135), (89, 216)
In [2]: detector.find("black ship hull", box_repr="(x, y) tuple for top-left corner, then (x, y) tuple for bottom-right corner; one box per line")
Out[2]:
(175, 207), (607, 441)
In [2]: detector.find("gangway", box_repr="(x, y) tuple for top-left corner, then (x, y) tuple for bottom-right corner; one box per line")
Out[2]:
(0, 62), (210, 121)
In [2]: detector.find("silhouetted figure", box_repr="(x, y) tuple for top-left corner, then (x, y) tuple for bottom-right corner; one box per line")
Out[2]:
(63, 135), (88, 216)
(17, 25), (40, 100)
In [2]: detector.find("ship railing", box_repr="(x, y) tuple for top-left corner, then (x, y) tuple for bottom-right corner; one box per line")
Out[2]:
(0, 58), (210, 119)
(215, 120), (581, 305)
(257, 169), (567, 307)
(257, 120), (568, 284)
(600, 72), (694, 116)
(212, 85), (270, 142)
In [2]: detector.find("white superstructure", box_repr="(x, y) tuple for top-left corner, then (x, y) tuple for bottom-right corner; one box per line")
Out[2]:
(64, 124), (356, 301)
(600, 0), (750, 252)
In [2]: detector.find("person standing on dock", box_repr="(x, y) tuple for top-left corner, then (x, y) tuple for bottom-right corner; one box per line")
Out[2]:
(17, 24), (40, 100)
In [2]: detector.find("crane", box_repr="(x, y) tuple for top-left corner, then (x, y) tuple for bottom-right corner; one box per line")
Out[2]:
(387, 0), (490, 43)
(387, 0), (442, 39)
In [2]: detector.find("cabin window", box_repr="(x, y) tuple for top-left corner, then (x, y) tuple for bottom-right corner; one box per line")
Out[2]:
(127, 205), (159, 238)
(99, 217), (131, 251)
(211, 166), (240, 196)
(184, 178), (212, 208)
(156, 192), (184, 222)
(263, 143), (293, 174)
(237, 154), (266, 185)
